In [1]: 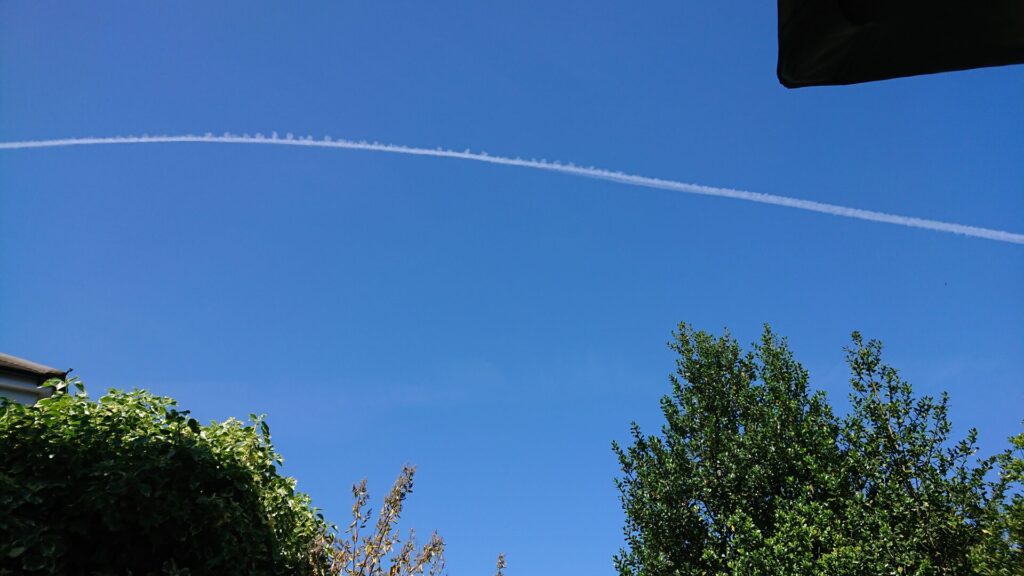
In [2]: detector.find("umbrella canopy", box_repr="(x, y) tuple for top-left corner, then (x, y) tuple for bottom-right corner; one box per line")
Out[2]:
(777, 0), (1024, 87)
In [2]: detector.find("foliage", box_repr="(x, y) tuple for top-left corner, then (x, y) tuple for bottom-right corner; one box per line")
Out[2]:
(309, 465), (510, 576)
(614, 324), (1022, 576)
(310, 465), (446, 576)
(0, 378), (326, 576)
(974, 430), (1024, 575)
(0, 377), (508, 576)
(1009, 432), (1024, 563)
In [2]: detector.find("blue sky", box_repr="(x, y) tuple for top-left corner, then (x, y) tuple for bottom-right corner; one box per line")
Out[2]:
(1, 2), (1022, 574)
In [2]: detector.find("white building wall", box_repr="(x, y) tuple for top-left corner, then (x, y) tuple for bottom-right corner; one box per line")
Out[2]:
(0, 372), (50, 404)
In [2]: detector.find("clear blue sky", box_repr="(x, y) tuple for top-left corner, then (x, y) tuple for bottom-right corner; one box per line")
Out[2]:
(2, 2), (1022, 574)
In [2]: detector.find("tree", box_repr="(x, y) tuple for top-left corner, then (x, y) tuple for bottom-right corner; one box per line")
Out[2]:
(612, 324), (841, 575)
(614, 324), (1019, 575)
(973, 429), (1024, 575)
(1007, 432), (1024, 566)
(819, 333), (999, 575)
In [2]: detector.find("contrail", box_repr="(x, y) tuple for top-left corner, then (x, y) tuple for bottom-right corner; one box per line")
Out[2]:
(2, 133), (1022, 245)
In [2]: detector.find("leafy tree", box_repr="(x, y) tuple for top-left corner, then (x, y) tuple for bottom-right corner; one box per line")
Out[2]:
(819, 333), (999, 575)
(973, 429), (1024, 575)
(0, 378), (327, 576)
(614, 324), (1019, 576)
(612, 324), (840, 575)
(1008, 432), (1024, 566)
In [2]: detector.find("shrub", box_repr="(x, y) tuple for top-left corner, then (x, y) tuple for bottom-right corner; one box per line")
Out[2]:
(0, 378), (326, 576)
(310, 465), (447, 576)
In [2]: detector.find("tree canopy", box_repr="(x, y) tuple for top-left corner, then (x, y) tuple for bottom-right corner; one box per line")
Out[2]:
(613, 324), (1022, 575)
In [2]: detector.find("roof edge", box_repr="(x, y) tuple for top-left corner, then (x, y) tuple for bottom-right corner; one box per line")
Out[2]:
(0, 352), (68, 380)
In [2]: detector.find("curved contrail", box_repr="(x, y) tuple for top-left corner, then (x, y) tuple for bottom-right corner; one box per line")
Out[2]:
(2, 133), (1022, 245)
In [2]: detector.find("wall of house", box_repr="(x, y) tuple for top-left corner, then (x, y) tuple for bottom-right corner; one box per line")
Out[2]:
(0, 372), (49, 404)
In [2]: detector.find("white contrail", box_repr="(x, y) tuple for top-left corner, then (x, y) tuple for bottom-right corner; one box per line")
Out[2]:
(2, 133), (1022, 245)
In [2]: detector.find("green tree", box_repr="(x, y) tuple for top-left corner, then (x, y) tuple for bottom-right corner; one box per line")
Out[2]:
(1007, 431), (1024, 566)
(819, 333), (999, 575)
(973, 428), (1024, 575)
(0, 378), (326, 576)
(613, 324), (840, 575)
(614, 324), (1017, 576)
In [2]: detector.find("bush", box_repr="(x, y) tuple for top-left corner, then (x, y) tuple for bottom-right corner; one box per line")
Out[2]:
(0, 378), (326, 576)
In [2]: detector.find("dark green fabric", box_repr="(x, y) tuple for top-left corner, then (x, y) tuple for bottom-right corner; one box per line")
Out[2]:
(777, 0), (1024, 87)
